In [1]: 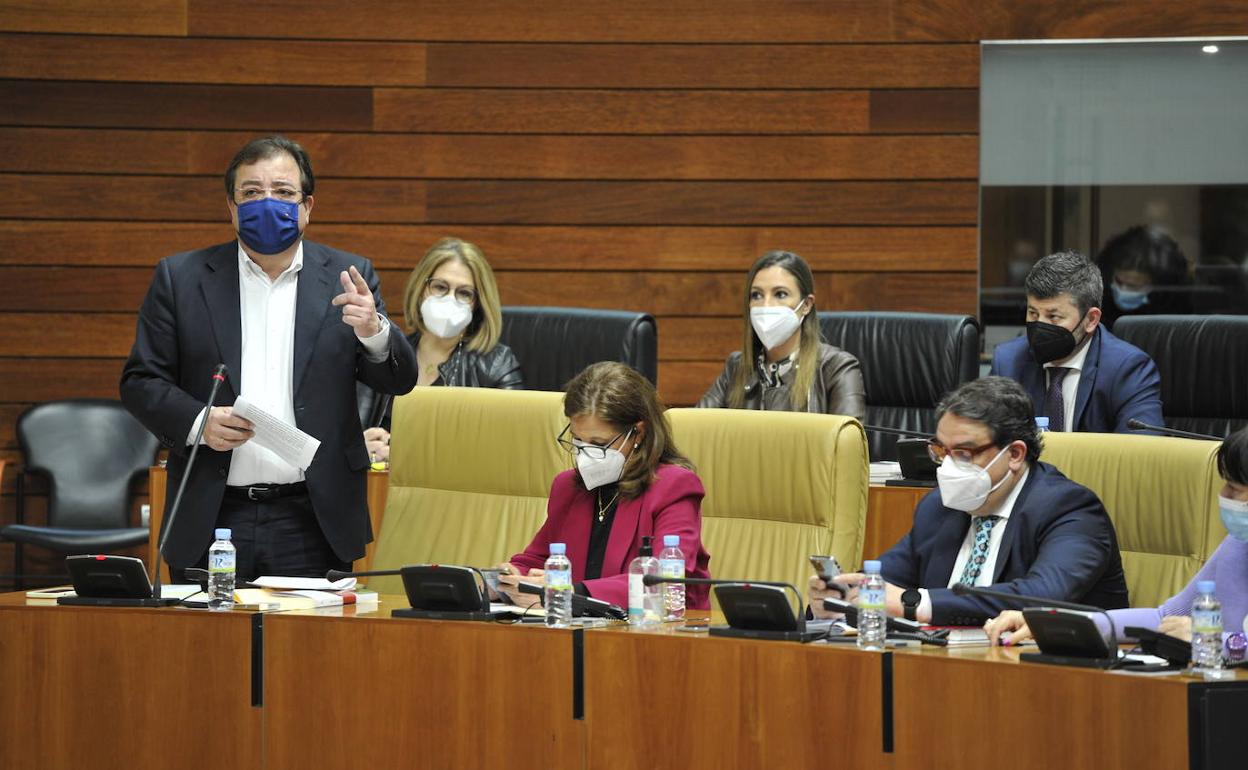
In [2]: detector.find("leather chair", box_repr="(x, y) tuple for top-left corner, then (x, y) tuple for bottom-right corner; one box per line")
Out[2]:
(818, 312), (980, 460)
(1113, 314), (1248, 438)
(1039, 432), (1224, 608)
(499, 306), (657, 392)
(667, 408), (869, 595)
(366, 388), (567, 595)
(2, 399), (160, 588)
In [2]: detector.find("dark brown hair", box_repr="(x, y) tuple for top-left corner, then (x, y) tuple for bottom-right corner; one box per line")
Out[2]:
(563, 362), (692, 498)
(1218, 426), (1248, 487)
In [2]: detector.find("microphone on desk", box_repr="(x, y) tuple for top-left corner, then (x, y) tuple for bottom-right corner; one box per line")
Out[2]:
(1126, 419), (1222, 441)
(950, 583), (1120, 666)
(151, 363), (228, 606)
(642, 575), (808, 624)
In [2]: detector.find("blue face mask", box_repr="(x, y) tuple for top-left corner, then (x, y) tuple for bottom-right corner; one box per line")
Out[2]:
(1220, 495), (1248, 542)
(236, 197), (302, 255)
(1111, 282), (1150, 311)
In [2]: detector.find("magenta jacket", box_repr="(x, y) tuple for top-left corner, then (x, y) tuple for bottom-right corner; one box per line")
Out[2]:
(509, 464), (712, 610)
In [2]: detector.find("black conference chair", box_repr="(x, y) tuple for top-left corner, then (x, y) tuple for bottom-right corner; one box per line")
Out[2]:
(499, 306), (657, 392)
(818, 312), (980, 461)
(2, 399), (160, 588)
(1113, 314), (1248, 438)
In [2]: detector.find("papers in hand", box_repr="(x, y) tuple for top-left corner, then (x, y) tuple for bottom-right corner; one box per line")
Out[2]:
(250, 575), (358, 591)
(232, 396), (320, 470)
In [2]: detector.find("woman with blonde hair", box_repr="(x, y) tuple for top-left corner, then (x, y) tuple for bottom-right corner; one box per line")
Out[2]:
(496, 361), (712, 610)
(698, 250), (865, 419)
(363, 237), (522, 459)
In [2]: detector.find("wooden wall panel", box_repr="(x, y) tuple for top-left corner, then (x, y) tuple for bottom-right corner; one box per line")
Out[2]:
(4, 0), (1240, 584)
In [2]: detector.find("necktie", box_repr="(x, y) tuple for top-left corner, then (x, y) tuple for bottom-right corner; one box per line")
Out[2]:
(1044, 367), (1071, 432)
(957, 515), (1002, 586)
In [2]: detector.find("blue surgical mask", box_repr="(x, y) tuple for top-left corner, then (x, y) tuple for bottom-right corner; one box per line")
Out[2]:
(1111, 282), (1150, 311)
(236, 197), (302, 255)
(1219, 495), (1248, 542)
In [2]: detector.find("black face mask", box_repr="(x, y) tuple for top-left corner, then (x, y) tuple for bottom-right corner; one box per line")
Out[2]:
(1026, 320), (1084, 364)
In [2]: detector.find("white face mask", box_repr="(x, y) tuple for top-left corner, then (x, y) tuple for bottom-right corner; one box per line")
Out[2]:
(575, 428), (634, 491)
(420, 294), (473, 339)
(750, 301), (805, 351)
(936, 445), (1012, 513)
(1219, 495), (1248, 542)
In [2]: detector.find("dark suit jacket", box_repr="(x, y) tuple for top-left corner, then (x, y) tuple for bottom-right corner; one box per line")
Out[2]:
(990, 326), (1163, 434)
(879, 461), (1129, 625)
(120, 240), (418, 567)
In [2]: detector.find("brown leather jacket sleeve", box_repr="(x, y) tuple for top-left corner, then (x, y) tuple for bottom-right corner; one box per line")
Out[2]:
(819, 348), (866, 421)
(696, 353), (742, 408)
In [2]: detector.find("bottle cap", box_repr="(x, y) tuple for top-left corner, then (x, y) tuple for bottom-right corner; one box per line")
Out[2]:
(864, 559), (882, 572)
(1035, 417), (1050, 429)
(550, 542), (567, 555)
(214, 528), (231, 540)
(639, 535), (653, 558)
(1197, 580), (1216, 594)
(663, 534), (680, 548)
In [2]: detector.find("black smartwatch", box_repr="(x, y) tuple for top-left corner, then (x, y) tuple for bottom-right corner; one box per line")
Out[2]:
(901, 588), (922, 621)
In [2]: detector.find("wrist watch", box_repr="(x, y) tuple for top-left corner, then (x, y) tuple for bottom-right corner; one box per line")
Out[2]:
(901, 588), (922, 621)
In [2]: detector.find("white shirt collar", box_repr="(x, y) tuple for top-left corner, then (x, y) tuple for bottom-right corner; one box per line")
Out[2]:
(237, 240), (304, 282)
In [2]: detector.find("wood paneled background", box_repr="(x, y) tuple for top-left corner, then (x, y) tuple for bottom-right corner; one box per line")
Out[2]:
(1, 0), (1244, 582)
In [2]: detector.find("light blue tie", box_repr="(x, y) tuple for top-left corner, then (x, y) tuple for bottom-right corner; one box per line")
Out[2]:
(957, 515), (1001, 586)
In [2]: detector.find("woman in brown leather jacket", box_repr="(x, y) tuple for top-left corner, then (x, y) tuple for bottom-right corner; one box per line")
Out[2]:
(697, 250), (866, 419)
(363, 237), (523, 459)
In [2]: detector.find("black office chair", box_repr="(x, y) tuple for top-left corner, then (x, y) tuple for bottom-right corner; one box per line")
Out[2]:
(2, 399), (160, 588)
(498, 306), (657, 392)
(1113, 314), (1248, 438)
(818, 312), (980, 460)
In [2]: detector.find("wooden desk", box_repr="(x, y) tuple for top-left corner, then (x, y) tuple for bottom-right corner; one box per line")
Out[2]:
(262, 596), (583, 770)
(0, 593), (261, 770)
(891, 644), (1248, 770)
(583, 624), (890, 769)
(864, 483), (929, 560)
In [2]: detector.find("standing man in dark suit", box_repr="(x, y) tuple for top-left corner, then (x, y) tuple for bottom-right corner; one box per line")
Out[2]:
(990, 249), (1163, 434)
(121, 136), (418, 581)
(810, 377), (1129, 626)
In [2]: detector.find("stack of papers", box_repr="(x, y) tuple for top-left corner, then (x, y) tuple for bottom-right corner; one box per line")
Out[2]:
(869, 461), (903, 483)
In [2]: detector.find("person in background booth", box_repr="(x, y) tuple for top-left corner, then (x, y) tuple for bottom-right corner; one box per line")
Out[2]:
(362, 237), (523, 462)
(1096, 225), (1192, 330)
(495, 362), (712, 610)
(696, 250), (866, 420)
(986, 426), (1248, 651)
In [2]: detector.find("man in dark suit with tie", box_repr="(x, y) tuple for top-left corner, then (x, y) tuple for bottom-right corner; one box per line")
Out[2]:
(810, 377), (1129, 625)
(989, 250), (1163, 434)
(120, 136), (418, 581)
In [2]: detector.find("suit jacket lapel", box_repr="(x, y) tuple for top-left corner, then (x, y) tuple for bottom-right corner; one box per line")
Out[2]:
(200, 243), (242, 398)
(927, 510), (971, 587)
(991, 464), (1038, 582)
(1072, 328), (1102, 431)
(293, 241), (335, 397)
(1019, 352), (1047, 415)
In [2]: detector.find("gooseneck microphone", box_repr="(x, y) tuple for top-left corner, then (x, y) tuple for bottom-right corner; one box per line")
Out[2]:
(642, 574), (808, 622)
(151, 363), (228, 605)
(1126, 419), (1221, 441)
(951, 583), (1120, 665)
(864, 424), (934, 439)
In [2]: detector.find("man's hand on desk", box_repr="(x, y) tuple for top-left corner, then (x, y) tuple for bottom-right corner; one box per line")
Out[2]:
(1158, 615), (1193, 642)
(204, 406), (254, 452)
(983, 610), (1032, 646)
(809, 572), (930, 623)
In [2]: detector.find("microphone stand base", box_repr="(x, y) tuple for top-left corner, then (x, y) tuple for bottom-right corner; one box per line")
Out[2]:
(1019, 651), (1119, 669)
(57, 596), (181, 608)
(709, 625), (828, 643)
(391, 608), (507, 622)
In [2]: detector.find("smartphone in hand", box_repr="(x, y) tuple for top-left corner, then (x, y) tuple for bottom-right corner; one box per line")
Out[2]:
(808, 555), (851, 598)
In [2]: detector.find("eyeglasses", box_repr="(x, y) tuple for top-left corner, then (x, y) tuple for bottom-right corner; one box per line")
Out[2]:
(556, 424), (628, 460)
(926, 439), (998, 466)
(234, 185), (305, 205)
(426, 277), (477, 305)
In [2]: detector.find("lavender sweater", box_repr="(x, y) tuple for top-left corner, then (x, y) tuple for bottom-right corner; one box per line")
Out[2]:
(1109, 536), (1248, 639)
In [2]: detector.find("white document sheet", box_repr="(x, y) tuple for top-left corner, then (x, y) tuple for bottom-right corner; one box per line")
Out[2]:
(232, 395), (320, 470)
(249, 575), (358, 591)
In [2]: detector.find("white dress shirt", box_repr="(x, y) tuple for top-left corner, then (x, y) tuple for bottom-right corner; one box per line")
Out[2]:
(188, 242), (391, 485)
(916, 464), (1031, 620)
(1043, 335), (1092, 432)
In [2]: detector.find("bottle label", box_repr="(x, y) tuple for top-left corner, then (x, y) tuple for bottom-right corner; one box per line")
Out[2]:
(1193, 607), (1221, 634)
(629, 573), (644, 617)
(659, 558), (683, 579)
(545, 569), (571, 591)
(859, 586), (885, 611)
(209, 550), (235, 573)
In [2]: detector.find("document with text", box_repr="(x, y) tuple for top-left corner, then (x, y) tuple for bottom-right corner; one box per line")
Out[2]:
(232, 395), (320, 470)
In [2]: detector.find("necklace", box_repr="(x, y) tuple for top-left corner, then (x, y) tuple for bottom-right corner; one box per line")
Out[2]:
(596, 489), (620, 523)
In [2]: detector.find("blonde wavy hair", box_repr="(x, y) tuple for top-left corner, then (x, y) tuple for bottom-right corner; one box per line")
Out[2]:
(402, 237), (503, 353)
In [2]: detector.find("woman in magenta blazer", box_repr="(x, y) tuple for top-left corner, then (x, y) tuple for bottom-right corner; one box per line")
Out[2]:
(496, 361), (712, 610)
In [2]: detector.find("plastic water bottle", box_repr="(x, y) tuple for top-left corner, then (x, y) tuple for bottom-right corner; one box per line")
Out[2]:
(544, 543), (573, 628)
(1035, 416), (1049, 433)
(207, 528), (236, 611)
(658, 534), (686, 621)
(857, 559), (887, 651)
(1191, 580), (1224, 677)
(628, 536), (661, 626)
